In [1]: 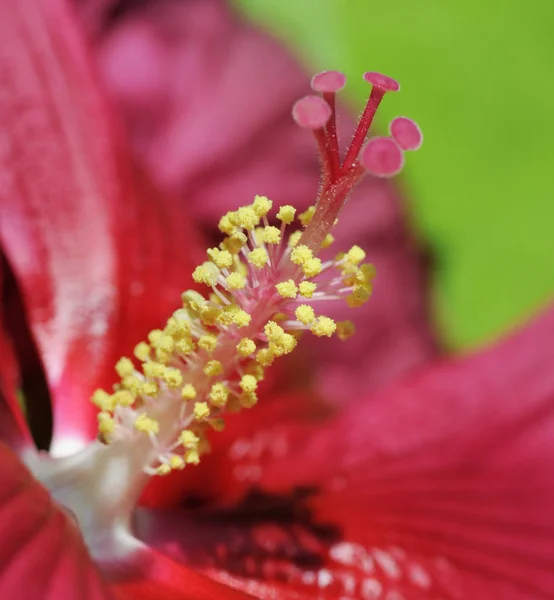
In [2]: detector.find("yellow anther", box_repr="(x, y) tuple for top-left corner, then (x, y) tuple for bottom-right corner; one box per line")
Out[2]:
(155, 335), (175, 353)
(302, 257), (323, 278)
(176, 337), (196, 355)
(180, 430), (200, 448)
(198, 304), (220, 326)
(207, 247), (233, 269)
(192, 262), (220, 286)
(346, 285), (371, 308)
(264, 321), (285, 343)
(115, 357), (134, 378)
(134, 413), (160, 434)
(121, 375), (142, 396)
(181, 383), (197, 401)
(218, 211), (240, 235)
(291, 245), (313, 265)
(277, 205), (296, 224)
(184, 448), (200, 465)
(298, 281), (317, 298)
(232, 309), (252, 328)
(148, 329), (164, 345)
(298, 205), (315, 226)
(345, 245), (366, 265)
(310, 316), (337, 337)
(169, 455), (185, 470)
(225, 272), (246, 289)
(248, 248), (269, 268)
(252, 195), (272, 217)
(295, 304), (316, 325)
(193, 402), (210, 420)
(142, 382), (158, 397)
(209, 382), (229, 407)
(239, 374), (258, 393)
(156, 464), (172, 476)
(162, 368), (183, 388)
(275, 279), (298, 299)
(221, 231), (248, 254)
(198, 334), (218, 352)
(237, 206), (259, 230)
(164, 318), (191, 340)
(322, 233), (335, 248)
(182, 290), (207, 312)
(155, 348), (171, 364)
(360, 263), (376, 282)
(245, 362), (265, 381)
(260, 226), (281, 244)
(270, 333), (297, 357)
(112, 390), (135, 407)
(239, 391), (258, 408)
(97, 411), (115, 434)
(237, 337), (256, 357)
(133, 342), (151, 362)
(91, 389), (114, 412)
(288, 231), (302, 247)
(143, 362), (165, 378)
(204, 360), (223, 377)
(209, 418), (226, 431)
(256, 347), (275, 367)
(337, 320), (356, 340)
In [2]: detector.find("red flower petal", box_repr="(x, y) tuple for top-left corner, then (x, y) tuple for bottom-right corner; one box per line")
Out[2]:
(108, 545), (255, 600)
(0, 0), (203, 452)
(0, 441), (112, 599)
(87, 0), (437, 402)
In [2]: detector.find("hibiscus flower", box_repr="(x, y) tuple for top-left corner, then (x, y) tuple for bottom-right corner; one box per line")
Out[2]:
(1, 2), (553, 600)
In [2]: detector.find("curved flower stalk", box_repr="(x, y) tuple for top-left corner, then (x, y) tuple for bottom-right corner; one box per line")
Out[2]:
(1, 0), (554, 599)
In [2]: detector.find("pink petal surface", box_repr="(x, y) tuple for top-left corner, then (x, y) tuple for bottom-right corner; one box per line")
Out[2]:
(0, 0), (203, 452)
(0, 441), (112, 599)
(139, 306), (554, 598)
(86, 0), (437, 402)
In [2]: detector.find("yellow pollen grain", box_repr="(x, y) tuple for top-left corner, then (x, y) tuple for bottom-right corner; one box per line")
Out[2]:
(232, 309), (252, 328)
(204, 360), (223, 377)
(180, 430), (200, 448)
(193, 402), (210, 420)
(133, 342), (151, 362)
(291, 245), (313, 265)
(302, 257), (323, 278)
(112, 390), (134, 407)
(207, 247), (233, 269)
(148, 329), (164, 345)
(261, 226), (281, 244)
(221, 231), (248, 254)
(298, 206), (315, 226)
(275, 279), (298, 299)
(156, 464), (172, 476)
(176, 337), (196, 355)
(237, 337), (256, 357)
(218, 212), (238, 235)
(91, 389), (114, 412)
(311, 316), (337, 337)
(162, 368), (183, 388)
(256, 347), (275, 366)
(184, 448), (200, 465)
(192, 262), (220, 287)
(288, 231), (302, 247)
(252, 195), (272, 217)
(239, 374), (258, 393)
(143, 362), (165, 378)
(295, 304), (316, 325)
(142, 382), (158, 397)
(169, 455), (185, 470)
(134, 413), (160, 434)
(122, 375), (142, 396)
(239, 391), (258, 408)
(277, 205), (296, 224)
(298, 281), (317, 298)
(322, 233), (335, 248)
(115, 357), (134, 378)
(209, 382), (229, 407)
(264, 321), (285, 342)
(198, 334), (218, 352)
(225, 272), (246, 290)
(347, 285), (371, 308)
(165, 318), (191, 340)
(248, 248), (269, 268)
(346, 245), (366, 265)
(181, 383), (197, 400)
(97, 412), (115, 435)
(337, 320), (356, 340)
(237, 206), (259, 230)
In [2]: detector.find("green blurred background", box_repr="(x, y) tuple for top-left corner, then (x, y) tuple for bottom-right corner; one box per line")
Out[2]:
(236, 0), (554, 349)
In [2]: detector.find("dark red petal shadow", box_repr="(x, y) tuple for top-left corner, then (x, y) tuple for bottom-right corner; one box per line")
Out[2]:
(0, 0), (203, 451)
(0, 441), (112, 599)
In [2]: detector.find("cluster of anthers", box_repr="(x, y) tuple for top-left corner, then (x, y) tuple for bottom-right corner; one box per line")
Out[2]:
(90, 70), (422, 477)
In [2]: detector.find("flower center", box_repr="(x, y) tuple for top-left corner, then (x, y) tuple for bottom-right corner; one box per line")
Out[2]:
(24, 70), (422, 561)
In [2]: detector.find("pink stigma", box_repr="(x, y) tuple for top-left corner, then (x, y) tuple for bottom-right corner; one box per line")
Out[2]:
(363, 71), (400, 92)
(361, 137), (404, 177)
(390, 116), (423, 151)
(292, 69), (421, 251)
(292, 95), (332, 130)
(311, 70), (347, 93)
